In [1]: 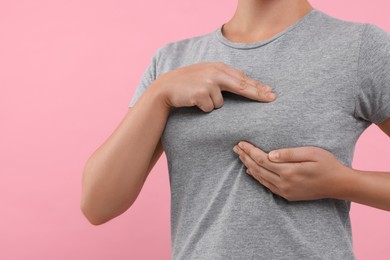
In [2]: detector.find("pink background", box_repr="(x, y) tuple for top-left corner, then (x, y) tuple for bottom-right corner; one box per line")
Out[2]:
(1, 0), (390, 259)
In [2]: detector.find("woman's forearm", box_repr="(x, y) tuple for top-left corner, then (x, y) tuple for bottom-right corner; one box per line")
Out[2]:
(81, 82), (170, 225)
(337, 167), (390, 211)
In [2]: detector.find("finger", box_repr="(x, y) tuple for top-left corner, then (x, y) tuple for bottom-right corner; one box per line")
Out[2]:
(235, 70), (277, 102)
(218, 62), (271, 91)
(209, 85), (224, 109)
(195, 95), (214, 112)
(235, 141), (286, 174)
(238, 151), (280, 185)
(268, 146), (319, 163)
(214, 63), (276, 102)
(249, 168), (281, 195)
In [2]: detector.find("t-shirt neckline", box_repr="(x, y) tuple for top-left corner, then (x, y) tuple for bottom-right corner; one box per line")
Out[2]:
(214, 8), (319, 50)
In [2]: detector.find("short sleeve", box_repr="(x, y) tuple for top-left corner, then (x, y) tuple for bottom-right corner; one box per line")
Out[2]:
(128, 47), (163, 108)
(354, 23), (390, 124)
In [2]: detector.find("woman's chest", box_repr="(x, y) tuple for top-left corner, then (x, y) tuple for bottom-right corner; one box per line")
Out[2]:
(160, 49), (361, 165)
(161, 77), (357, 161)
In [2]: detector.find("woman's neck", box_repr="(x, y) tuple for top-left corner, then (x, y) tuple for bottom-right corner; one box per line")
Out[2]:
(222, 0), (313, 43)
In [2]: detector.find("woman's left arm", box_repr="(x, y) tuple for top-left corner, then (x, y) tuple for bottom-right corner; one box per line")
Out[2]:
(233, 118), (390, 211)
(233, 24), (390, 211)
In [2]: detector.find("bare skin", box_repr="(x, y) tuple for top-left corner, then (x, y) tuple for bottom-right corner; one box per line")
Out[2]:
(225, 0), (390, 211)
(81, 0), (390, 225)
(233, 138), (390, 211)
(80, 0), (317, 226)
(222, 0), (313, 43)
(80, 62), (276, 225)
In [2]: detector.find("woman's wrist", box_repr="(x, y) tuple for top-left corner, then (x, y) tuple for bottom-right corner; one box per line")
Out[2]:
(333, 166), (390, 211)
(330, 166), (358, 201)
(146, 80), (173, 112)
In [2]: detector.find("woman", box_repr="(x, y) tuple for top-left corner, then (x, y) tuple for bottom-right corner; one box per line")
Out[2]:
(81, 0), (390, 259)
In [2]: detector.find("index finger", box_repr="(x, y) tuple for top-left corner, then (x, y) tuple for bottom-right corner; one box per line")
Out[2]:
(216, 62), (277, 102)
(236, 141), (286, 174)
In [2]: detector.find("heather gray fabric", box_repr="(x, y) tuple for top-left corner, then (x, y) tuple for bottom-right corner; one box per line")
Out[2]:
(128, 8), (390, 260)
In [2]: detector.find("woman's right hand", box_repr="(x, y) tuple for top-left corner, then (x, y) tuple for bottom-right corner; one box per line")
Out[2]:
(152, 61), (277, 112)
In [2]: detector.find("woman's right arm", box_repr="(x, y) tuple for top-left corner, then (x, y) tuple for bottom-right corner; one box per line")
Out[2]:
(80, 81), (170, 225)
(80, 61), (277, 225)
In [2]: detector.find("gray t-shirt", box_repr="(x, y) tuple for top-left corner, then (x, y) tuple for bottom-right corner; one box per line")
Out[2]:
(128, 8), (390, 260)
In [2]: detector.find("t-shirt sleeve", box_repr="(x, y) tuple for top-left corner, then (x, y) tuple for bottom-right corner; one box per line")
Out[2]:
(128, 47), (163, 108)
(354, 23), (390, 124)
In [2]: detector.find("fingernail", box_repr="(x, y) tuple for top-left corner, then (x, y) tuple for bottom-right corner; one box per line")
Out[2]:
(267, 93), (276, 99)
(269, 151), (279, 159)
(233, 146), (238, 153)
(238, 142), (244, 149)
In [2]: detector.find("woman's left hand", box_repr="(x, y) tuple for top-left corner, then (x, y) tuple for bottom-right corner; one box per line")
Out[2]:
(233, 141), (353, 201)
